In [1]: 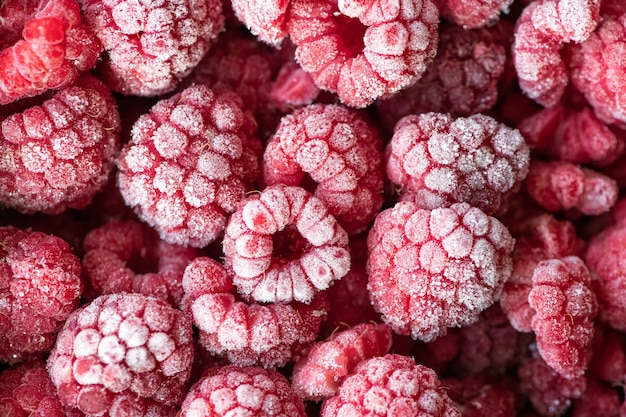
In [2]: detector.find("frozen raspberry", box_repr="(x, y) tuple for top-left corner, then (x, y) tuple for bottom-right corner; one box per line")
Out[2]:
(571, 378), (622, 417)
(116, 84), (261, 248)
(386, 112), (530, 215)
(82, 219), (200, 305)
(321, 354), (462, 417)
(291, 323), (393, 401)
(270, 61), (321, 110)
(287, 0), (440, 108)
(223, 184), (350, 304)
(263, 104), (384, 234)
(443, 375), (518, 417)
(0, 226), (82, 364)
(180, 365), (307, 417)
(367, 201), (515, 342)
(0, 0), (102, 105)
(587, 325), (626, 383)
(79, 0), (223, 96)
(438, 0), (514, 29)
(528, 256), (598, 379)
(47, 293), (194, 416)
(0, 74), (121, 214)
(231, 0), (289, 46)
(525, 160), (618, 216)
(0, 0), (40, 49)
(182, 256), (329, 369)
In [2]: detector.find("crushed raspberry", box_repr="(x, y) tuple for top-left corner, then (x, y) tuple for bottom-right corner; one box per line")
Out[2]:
(386, 112), (530, 215)
(366, 201), (515, 342)
(181, 256), (329, 369)
(321, 354), (462, 417)
(438, 0), (514, 29)
(263, 104), (384, 234)
(287, 0), (440, 108)
(0, 0), (102, 105)
(179, 365), (307, 417)
(291, 322), (393, 401)
(0, 226), (82, 364)
(47, 292), (194, 415)
(223, 184), (350, 304)
(0, 74), (121, 214)
(525, 160), (618, 216)
(230, 0), (289, 46)
(116, 84), (261, 248)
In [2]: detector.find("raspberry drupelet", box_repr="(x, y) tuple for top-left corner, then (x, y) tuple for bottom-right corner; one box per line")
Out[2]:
(79, 0), (224, 96)
(179, 365), (307, 417)
(0, 74), (121, 214)
(320, 354), (462, 417)
(223, 184), (351, 304)
(287, 0), (440, 108)
(116, 84), (261, 248)
(47, 293), (194, 416)
(386, 112), (530, 215)
(263, 104), (384, 234)
(0, 0), (102, 105)
(437, 0), (514, 29)
(0, 226), (82, 365)
(230, 0), (290, 46)
(366, 201), (515, 342)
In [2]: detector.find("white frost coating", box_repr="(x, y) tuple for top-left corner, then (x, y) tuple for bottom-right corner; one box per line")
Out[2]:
(428, 132), (459, 165)
(232, 255), (271, 278)
(259, 187), (291, 229)
(424, 167), (458, 193)
(192, 295), (227, 333)
(148, 332), (176, 361)
(98, 335), (126, 364)
(170, 105), (204, 135)
(236, 234), (272, 258)
(197, 152), (231, 180)
(243, 200), (278, 234)
(154, 163), (185, 195)
(210, 387), (236, 415)
(236, 384), (264, 409)
(487, 158), (515, 192)
(73, 359), (103, 385)
(186, 398), (211, 417)
(153, 124), (188, 158)
(442, 227), (474, 259)
(98, 308), (122, 335)
(125, 347), (156, 373)
(73, 329), (101, 358)
(301, 252), (334, 290)
(119, 318), (150, 348)
(296, 139), (330, 172)
(429, 208), (459, 239)
(462, 208), (490, 236)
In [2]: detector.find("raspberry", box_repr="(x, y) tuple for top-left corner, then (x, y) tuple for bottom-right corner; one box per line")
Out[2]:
(287, 0), (440, 108)
(587, 325), (626, 383)
(571, 378), (622, 417)
(320, 354), (462, 417)
(47, 293), (194, 416)
(0, 74), (121, 214)
(82, 219), (200, 305)
(0, 226), (82, 364)
(181, 256), (329, 369)
(438, 0), (514, 29)
(179, 365), (307, 417)
(443, 375), (518, 417)
(0, 0), (102, 105)
(79, 0), (224, 96)
(231, 0), (289, 46)
(0, 0), (40, 49)
(223, 184), (351, 304)
(291, 322), (393, 401)
(263, 104), (384, 234)
(386, 112), (530, 215)
(116, 84), (261, 248)
(270, 60), (321, 110)
(366, 201), (515, 342)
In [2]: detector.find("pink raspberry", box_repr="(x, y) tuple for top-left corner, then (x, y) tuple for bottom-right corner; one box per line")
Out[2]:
(287, 0), (440, 108)
(47, 293), (194, 416)
(263, 104), (384, 234)
(79, 0), (223, 96)
(0, 0), (102, 105)
(386, 112), (530, 215)
(223, 184), (350, 304)
(181, 256), (329, 369)
(438, 0), (514, 28)
(179, 365), (307, 417)
(0, 0), (40, 49)
(0, 74), (121, 214)
(270, 60), (321, 110)
(0, 226), (82, 364)
(321, 354), (462, 417)
(231, 0), (289, 46)
(366, 201), (515, 342)
(291, 323), (393, 401)
(116, 84), (261, 248)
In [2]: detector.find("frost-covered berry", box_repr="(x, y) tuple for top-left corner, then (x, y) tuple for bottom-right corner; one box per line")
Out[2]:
(47, 293), (193, 416)
(179, 365), (307, 417)
(366, 201), (515, 342)
(0, 75), (121, 214)
(438, 0), (514, 28)
(387, 112), (530, 215)
(116, 84), (261, 248)
(231, 0), (289, 46)
(263, 104), (384, 234)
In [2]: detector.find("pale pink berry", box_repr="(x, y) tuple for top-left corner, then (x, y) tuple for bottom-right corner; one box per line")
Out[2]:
(231, 0), (289, 46)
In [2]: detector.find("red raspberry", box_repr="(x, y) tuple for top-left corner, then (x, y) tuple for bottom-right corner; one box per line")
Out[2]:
(0, 74), (121, 214)
(0, 0), (102, 105)
(270, 60), (321, 110)
(588, 324), (626, 383)
(571, 378), (622, 417)
(231, 0), (290, 46)
(443, 375), (518, 417)
(291, 323), (393, 401)
(223, 184), (350, 304)
(0, 0), (40, 49)
(320, 354), (462, 417)
(182, 256), (329, 369)
(82, 219), (200, 305)
(179, 365), (307, 417)
(116, 84), (261, 248)
(79, 0), (223, 96)
(47, 293), (194, 416)
(0, 226), (82, 364)
(287, 0), (440, 108)
(438, 0), (514, 28)
(366, 201), (515, 342)
(386, 113), (530, 215)
(263, 104), (384, 234)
